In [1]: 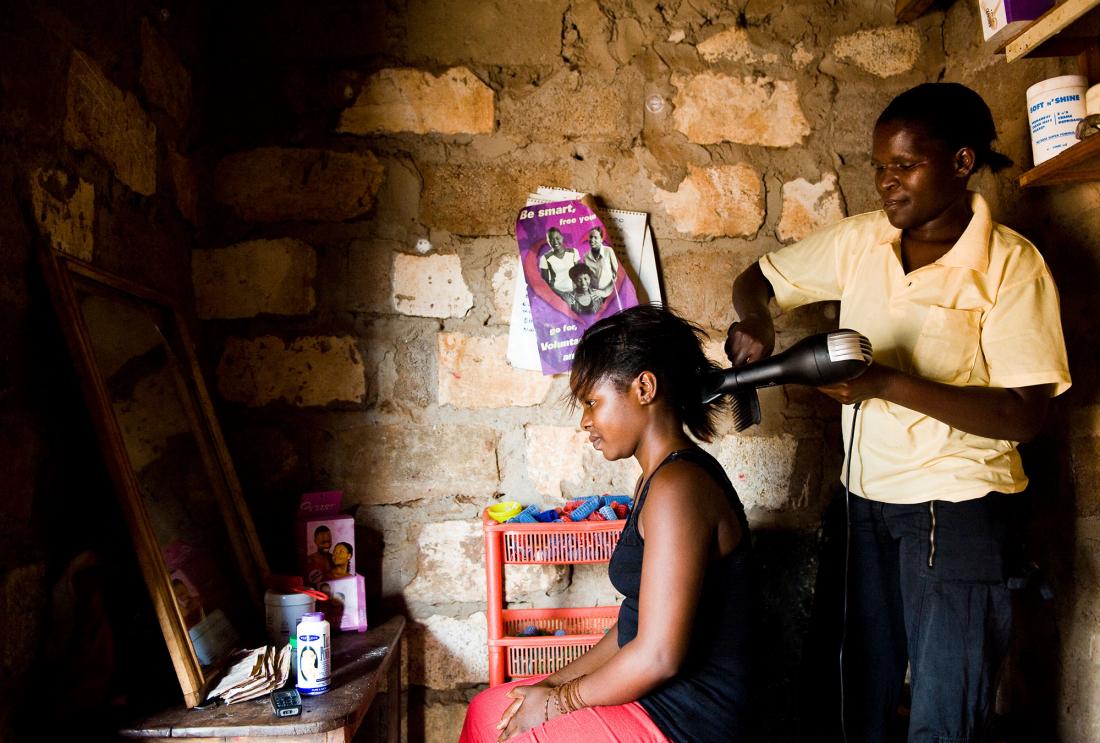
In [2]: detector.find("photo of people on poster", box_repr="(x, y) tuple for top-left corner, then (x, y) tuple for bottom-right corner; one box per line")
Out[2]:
(516, 198), (639, 374)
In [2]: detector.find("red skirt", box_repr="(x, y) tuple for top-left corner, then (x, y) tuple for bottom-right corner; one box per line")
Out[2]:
(459, 677), (671, 743)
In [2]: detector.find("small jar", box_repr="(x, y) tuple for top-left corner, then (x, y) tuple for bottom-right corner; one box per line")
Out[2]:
(264, 590), (315, 646)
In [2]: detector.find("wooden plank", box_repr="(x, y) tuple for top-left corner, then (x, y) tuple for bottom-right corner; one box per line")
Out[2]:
(896, 0), (941, 23)
(1019, 133), (1100, 186)
(1005, 0), (1100, 61)
(120, 617), (405, 740)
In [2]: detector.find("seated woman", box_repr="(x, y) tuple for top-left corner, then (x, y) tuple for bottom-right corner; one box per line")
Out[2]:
(460, 305), (757, 743)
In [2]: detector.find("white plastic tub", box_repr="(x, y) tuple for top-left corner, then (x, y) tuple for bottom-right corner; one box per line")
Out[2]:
(1026, 75), (1087, 166)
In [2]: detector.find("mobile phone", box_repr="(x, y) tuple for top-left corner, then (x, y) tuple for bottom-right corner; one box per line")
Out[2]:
(270, 687), (302, 717)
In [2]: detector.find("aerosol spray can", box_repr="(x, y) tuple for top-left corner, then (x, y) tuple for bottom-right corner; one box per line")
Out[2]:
(295, 612), (331, 695)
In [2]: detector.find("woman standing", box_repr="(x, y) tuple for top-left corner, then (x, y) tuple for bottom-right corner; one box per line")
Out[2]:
(727, 83), (1071, 742)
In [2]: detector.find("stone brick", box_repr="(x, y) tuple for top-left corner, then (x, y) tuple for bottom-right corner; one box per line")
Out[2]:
(499, 68), (643, 141)
(777, 173), (847, 243)
(64, 50), (156, 195)
(703, 434), (802, 511)
(404, 520), (485, 604)
(697, 26), (777, 64)
(193, 239), (317, 319)
(524, 425), (640, 500)
(324, 424), (500, 506)
(216, 335), (365, 407)
(425, 703), (469, 742)
(661, 248), (741, 333)
(671, 72), (810, 147)
(357, 321), (436, 410)
(653, 164), (764, 239)
(338, 67), (494, 136)
(29, 168), (94, 261)
(392, 253), (474, 319)
(833, 26), (922, 78)
(406, 0), (566, 65)
(346, 239), (396, 313)
(437, 333), (553, 408)
(490, 255), (520, 324)
(792, 42), (814, 69)
(412, 612), (489, 688)
(213, 147), (384, 222)
(421, 161), (570, 236)
(140, 18), (192, 126)
(553, 563), (624, 609)
(504, 564), (571, 603)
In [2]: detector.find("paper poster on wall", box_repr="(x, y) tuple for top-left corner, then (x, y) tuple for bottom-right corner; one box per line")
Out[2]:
(515, 197), (640, 375)
(507, 187), (662, 372)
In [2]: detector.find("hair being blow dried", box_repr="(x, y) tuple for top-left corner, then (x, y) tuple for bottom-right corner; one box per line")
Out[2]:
(876, 82), (1013, 172)
(569, 304), (726, 442)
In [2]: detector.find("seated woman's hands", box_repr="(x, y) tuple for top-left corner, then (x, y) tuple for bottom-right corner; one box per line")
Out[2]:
(496, 681), (557, 742)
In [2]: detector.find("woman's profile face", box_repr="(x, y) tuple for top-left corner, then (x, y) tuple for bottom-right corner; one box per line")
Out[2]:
(333, 544), (351, 566)
(871, 120), (973, 233)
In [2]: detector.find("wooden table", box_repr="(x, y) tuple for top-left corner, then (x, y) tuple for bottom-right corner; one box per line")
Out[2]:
(121, 616), (404, 743)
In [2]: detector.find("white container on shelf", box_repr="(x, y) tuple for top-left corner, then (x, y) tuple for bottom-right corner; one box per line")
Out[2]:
(264, 590), (315, 645)
(1026, 75), (1088, 165)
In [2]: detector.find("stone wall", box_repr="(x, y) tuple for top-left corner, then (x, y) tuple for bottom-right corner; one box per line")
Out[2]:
(199, 2), (1100, 741)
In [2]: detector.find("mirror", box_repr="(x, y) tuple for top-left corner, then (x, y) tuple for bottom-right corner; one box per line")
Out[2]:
(39, 248), (269, 708)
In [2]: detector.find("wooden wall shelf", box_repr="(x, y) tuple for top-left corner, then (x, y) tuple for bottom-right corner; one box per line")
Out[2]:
(1019, 135), (1100, 186)
(1005, 0), (1100, 61)
(896, 0), (944, 23)
(1005, 0), (1100, 186)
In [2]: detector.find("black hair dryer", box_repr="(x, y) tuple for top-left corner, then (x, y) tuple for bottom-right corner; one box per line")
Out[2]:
(701, 329), (873, 405)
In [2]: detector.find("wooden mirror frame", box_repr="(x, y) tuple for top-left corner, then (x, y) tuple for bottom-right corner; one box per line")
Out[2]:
(39, 247), (269, 708)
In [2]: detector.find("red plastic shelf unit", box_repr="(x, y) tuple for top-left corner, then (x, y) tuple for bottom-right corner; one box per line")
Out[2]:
(482, 509), (625, 686)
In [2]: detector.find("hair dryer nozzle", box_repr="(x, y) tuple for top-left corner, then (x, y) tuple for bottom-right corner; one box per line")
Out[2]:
(701, 329), (873, 410)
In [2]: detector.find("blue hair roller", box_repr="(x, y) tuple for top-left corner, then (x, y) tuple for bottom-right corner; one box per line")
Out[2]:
(509, 504), (539, 523)
(569, 496), (601, 521)
(598, 505), (617, 521)
(534, 509), (558, 522)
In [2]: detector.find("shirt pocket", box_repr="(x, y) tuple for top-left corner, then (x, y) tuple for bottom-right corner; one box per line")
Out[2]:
(910, 306), (982, 385)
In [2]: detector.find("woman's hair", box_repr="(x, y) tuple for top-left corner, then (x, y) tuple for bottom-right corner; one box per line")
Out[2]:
(568, 263), (596, 283)
(568, 304), (726, 441)
(876, 82), (1013, 172)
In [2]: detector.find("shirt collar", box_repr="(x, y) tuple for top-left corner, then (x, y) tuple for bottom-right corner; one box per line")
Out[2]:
(875, 191), (992, 274)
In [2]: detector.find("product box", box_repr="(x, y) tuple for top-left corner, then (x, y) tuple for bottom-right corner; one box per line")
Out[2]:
(977, 0), (1052, 48)
(317, 574), (368, 632)
(296, 491), (356, 587)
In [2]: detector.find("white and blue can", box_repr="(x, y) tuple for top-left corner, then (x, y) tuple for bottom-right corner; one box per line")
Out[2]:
(295, 612), (331, 695)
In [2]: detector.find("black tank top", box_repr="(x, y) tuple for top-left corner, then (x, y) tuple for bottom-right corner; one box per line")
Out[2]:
(607, 447), (756, 743)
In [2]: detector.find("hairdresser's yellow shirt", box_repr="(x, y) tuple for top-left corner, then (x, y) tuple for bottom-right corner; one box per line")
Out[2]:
(759, 192), (1071, 504)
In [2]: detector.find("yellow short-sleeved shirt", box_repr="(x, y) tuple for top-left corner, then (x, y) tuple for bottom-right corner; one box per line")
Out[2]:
(759, 192), (1071, 504)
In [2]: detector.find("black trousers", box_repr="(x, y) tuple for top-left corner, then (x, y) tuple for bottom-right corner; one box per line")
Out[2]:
(800, 488), (1021, 743)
